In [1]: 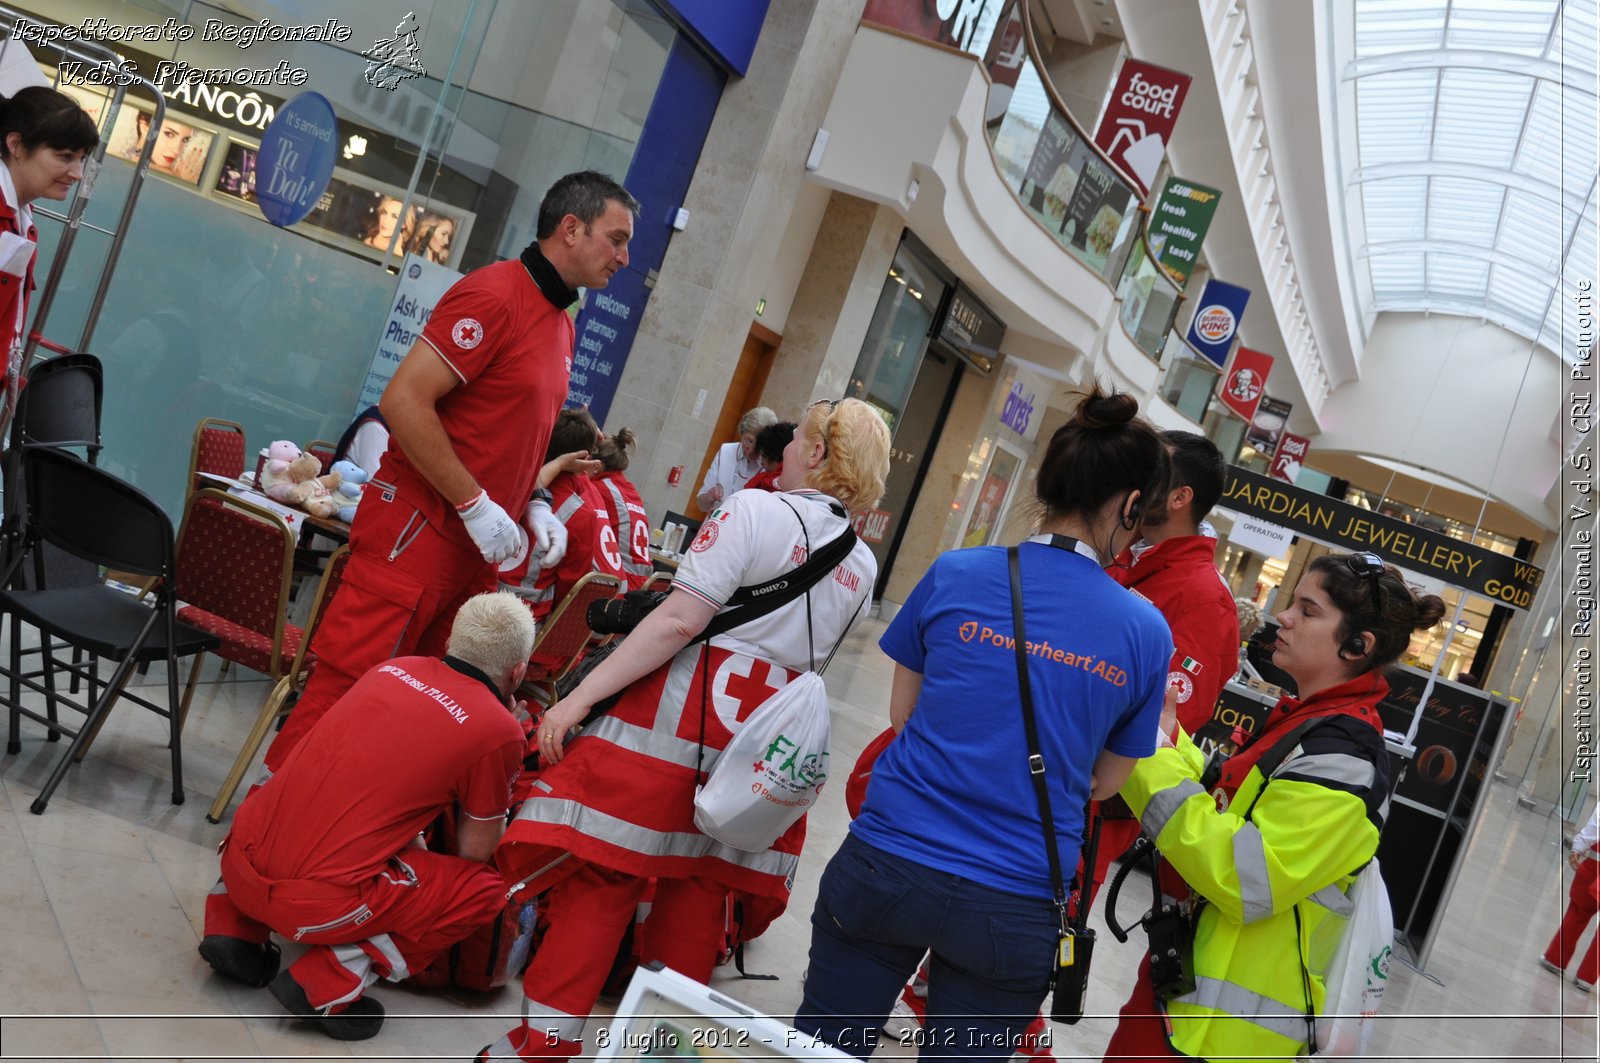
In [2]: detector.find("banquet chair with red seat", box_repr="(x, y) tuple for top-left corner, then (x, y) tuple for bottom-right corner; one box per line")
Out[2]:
(187, 417), (246, 493)
(207, 543), (350, 823)
(519, 572), (622, 707)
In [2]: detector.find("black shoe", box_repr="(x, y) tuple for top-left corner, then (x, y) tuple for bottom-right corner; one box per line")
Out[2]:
(268, 970), (385, 1041)
(198, 935), (281, 988)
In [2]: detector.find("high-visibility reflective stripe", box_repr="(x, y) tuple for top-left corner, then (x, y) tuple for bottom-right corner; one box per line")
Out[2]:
(1306, 881), (1354, 918)
(1142, 778), (1206, 839)
(1233, 823), (1274, 923)
(510, 795), (799, 878)
(581, 713), (715, 771)
(602, 479), (653, 578)
(1278, 752), (1375, 789)
(369, 932), (409, 981)
(323, 943), (375, 1009)
(523, 996), (588, 1040)
(554, 493), (583, 522)
(1175, 974), (1309, 1042)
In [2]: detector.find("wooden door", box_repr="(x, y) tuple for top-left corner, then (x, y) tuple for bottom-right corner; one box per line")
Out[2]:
(687, 322), (780, 520)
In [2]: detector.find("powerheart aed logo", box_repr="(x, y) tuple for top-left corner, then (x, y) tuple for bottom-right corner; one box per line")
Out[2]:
(363, 12), (427, 90)
(959, 621), (979, 643)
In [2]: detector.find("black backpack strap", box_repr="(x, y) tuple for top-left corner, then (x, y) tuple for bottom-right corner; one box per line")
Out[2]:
(695, 502), (856, 643)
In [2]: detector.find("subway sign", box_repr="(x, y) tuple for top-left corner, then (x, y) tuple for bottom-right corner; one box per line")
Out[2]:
(1220, 465), (1543, 609)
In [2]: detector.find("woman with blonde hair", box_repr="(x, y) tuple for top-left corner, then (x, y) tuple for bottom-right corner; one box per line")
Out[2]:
(478, 398), (890, 1063)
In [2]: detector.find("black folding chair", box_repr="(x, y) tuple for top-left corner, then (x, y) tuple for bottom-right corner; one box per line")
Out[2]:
(0, 447), (216, 815)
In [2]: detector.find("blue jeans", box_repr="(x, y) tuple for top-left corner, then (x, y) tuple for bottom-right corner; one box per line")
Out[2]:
(793, 833), (1059, 1061)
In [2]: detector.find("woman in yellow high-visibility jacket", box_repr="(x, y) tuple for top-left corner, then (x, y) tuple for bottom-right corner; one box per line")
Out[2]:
(1104, 552), (1446, 1062)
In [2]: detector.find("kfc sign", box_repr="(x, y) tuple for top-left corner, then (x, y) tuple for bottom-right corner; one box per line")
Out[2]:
(1219, 346), (1273, 423)
(1093, 58), (1192, 195)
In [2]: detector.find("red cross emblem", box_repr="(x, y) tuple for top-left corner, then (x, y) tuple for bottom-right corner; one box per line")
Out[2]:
(452, 317), (484, 349)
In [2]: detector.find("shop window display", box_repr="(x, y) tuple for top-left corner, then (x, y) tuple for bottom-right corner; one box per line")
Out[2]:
(23, 0), (675, 517)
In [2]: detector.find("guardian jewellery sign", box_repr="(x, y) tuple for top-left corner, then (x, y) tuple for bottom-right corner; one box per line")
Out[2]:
(1220, 465), (1544, 608)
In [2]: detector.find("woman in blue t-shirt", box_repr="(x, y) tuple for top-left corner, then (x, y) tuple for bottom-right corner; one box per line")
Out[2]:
(795, 385), (1175, 1060)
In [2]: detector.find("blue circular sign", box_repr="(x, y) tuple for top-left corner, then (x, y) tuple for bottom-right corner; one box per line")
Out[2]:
(255, 92), (339, 227)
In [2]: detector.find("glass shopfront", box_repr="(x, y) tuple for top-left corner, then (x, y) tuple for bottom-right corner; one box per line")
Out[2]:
(23, 0), (679, 515)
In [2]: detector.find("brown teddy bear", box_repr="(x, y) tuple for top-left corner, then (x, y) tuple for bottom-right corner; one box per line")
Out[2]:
(263, 451), (343, 519)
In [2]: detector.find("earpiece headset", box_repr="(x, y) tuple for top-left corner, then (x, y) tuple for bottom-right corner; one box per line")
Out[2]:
(1120, 491), (1142, 532)
(1341, 633), (1370, 658)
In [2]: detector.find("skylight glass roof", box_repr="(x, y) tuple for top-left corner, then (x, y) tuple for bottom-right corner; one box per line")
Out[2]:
(1347, 0), (1597, 360)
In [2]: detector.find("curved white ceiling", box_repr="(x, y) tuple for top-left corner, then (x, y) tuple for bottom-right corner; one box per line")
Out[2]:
(1344, 0), (1596, 360)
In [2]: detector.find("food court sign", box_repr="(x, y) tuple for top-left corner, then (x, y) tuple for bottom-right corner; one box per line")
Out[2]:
(1220, 465), (1544, 609)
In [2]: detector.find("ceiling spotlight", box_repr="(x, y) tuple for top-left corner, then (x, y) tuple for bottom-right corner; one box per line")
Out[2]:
(1101, 17), (1115, 26)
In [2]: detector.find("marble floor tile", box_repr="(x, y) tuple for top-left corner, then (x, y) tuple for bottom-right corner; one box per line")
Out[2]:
(0, 611), (1594, 1061)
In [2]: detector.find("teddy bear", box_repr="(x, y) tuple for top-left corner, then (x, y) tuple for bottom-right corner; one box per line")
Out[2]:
(259, 440), (343, 519)
(329, 459), (370, 523)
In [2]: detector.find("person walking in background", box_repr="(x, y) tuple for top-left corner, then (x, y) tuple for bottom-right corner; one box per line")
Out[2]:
(262, 171), (638, 777)
(696, 405), (777, 511)
(1541, 803), (1600, 992)
(593, 427), (653, 591)
(794, 384), (1174, 1061)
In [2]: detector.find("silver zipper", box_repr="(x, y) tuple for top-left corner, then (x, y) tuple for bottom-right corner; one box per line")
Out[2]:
(389, 510), (425, 561)
(293, 903), (373, 941)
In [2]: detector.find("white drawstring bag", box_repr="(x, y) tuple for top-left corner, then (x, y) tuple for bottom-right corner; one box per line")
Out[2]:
(1312, 859), (1394, 1057)
(693, 671), (831, 852)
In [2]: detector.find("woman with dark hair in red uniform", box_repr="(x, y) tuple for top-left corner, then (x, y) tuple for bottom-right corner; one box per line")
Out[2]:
(0, 87), (98, 425)
(593, 427), (653, 591)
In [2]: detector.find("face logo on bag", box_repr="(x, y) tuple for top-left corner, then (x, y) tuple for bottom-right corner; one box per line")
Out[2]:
(1168, 670), (1193, 703)
(452, 317), (484, 349)
(690, 521), (719, 552)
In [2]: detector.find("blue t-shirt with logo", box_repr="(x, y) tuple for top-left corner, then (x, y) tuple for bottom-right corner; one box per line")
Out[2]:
(854, 540), (1172, 898)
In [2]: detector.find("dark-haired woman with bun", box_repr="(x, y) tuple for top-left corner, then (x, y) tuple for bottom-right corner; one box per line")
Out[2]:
(593, 427), (653, 590)
(795, 385), (1176, 1060)
(1104, 551), (1446, 1062)
(0, 87), (98, 419)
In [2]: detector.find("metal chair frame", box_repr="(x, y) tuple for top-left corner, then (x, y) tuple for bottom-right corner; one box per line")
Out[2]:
(207, 543), (350, 823)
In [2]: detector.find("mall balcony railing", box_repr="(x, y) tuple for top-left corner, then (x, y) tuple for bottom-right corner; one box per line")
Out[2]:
(978, 0), (1184, 368)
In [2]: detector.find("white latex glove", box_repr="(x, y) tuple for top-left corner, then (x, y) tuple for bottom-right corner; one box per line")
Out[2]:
(525, 498), (568, 569)
(458, 490), (522, 564)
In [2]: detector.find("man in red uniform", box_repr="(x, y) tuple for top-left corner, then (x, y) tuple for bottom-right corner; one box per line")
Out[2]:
(197, 593), (538, 1040)
(1093, 430), (1239, 895)
(264, 170), (639, 775)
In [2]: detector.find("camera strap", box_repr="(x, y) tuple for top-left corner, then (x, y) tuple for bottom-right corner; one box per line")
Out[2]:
(1007, 546), (1089, 935)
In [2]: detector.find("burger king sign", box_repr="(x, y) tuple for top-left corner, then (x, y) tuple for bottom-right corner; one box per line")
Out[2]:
(1185, 278), (1251, 367)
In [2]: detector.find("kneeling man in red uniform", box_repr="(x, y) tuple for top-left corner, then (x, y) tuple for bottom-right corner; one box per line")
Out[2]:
(198, 592), (536, 1040)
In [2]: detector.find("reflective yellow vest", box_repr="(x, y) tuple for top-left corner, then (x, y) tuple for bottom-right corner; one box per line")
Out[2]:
(1120, 680), (1387, 1062)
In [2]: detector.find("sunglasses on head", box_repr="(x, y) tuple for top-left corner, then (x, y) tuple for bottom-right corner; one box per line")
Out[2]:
(808, 398), (841, 458)
(1343, 552), (1386, 614)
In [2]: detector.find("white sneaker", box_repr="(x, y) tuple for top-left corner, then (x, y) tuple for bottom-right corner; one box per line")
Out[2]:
(1539, 956), (1563, 976)
(1576, 978), (1594, 993)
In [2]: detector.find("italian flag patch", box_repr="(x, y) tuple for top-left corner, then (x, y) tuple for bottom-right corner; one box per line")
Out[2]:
(1180, 656), (1203, 675)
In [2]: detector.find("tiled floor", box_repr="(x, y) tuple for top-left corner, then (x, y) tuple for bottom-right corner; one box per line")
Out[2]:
(0, 616), (1595, 1062)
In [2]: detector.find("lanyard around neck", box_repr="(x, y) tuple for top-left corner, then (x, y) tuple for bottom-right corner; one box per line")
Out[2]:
(1026, 532), (1103, 565)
